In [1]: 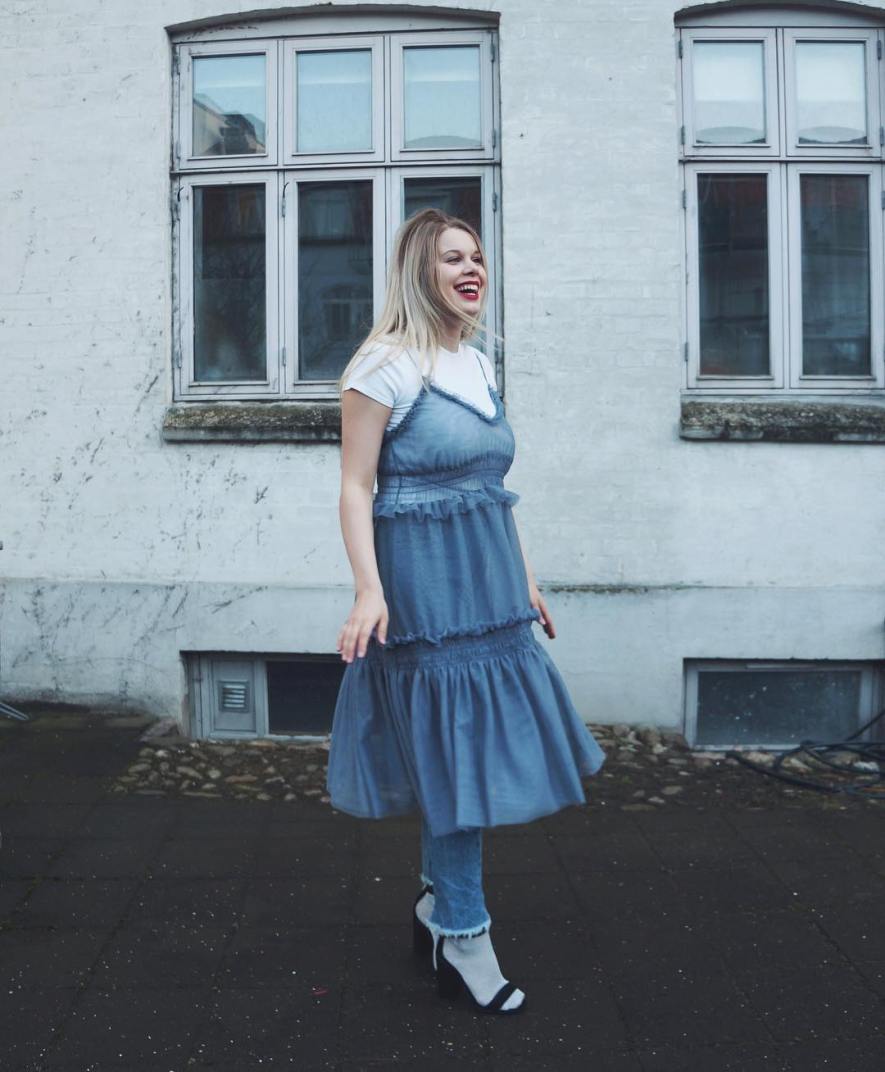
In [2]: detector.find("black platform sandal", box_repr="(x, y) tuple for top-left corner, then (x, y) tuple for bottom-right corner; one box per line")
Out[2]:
(412, 883), (435, 960)
(434, 934), (526, 1015)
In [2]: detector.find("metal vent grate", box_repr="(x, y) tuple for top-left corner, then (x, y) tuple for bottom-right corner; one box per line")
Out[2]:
(220, 680), (249, 711)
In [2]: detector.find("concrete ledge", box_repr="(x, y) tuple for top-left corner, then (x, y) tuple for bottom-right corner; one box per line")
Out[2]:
(162, 401), (342, 443)
(680, 395), (885, 443)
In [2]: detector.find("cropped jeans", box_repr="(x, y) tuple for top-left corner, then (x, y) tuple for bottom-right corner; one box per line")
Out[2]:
(419, 815), (491, 938)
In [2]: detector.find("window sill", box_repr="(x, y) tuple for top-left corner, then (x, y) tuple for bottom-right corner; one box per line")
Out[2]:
(162, 401), (342, 444)
(680, 395), (885, 443)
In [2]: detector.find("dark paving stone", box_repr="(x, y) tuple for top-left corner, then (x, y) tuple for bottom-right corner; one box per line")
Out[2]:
(6, 775), (112, 805)
(341, 980), (488, 1062)
(11, 878), (137, 930)
(637, 1042), (787, 1071)
(44, 834), (165, 879)
(493, 919), (599, 981)
(0, 803), (93, 838)
(571, 869), (688, 924)
(241, 876), (353, 928)
(0, 927), (107, 987)
(0, 836), (68, 878)
(359, 833), (419, 878)
(0, 877), (34, 919)
(765, 854), (883, 913)
(739, 964), (885, 1043)
(493, 1055), (643, 1072)
(484, 975), (628, 1056)
(353, 874), (423, 926)
(1, 985), (80, 1067)
(668, 863), (797, 915)
(169, 798), (270, 838)
(722, 809), (855, 860)
(147, 835), (258, 879)
(74, 800), (180, 839)
(124, 876), (246, 927)
(485, 833), (561, 874)
(217, 924), (348, 989)
(485, 873), (583, 922)
(190, 989), (340, 1066)
(253, 834), (356, 878)
(555, 826), (664, 872)
(347, 923), (428, 984)
(42, 987), (209, 1068)
(91, 919), (229, 989)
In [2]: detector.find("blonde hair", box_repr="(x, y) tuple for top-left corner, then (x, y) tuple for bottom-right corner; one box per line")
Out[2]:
(336, 207), (501, 397)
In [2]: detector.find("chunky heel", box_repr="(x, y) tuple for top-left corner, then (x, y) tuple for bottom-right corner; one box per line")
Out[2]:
(434, 935), (526, 1015)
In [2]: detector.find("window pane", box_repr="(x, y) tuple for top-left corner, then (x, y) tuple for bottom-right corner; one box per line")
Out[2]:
(693, 41), (766, 145)
(192, 54), (266, 156)
(193, 185), (266, 382)
(697, 174), (769, 376)
(796, 41), (867, 145)
(696, 668), (862, 747)
(267, 659), (345, 735)
(801, 174), (870, 376)
(298, 181), (374, 380)
(403, 175), (482, 235)
(296, 50), (372, 153)
(403, 45), (481, 149)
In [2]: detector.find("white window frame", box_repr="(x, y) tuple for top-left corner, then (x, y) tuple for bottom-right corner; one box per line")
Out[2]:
(680, 27), (780, 158)
(175, 38), (278, 171)
(281, 168), (387, 396)
(783, 27), (881, 159)
(684, 161), (786, 390)
(390, 30), (497, 163)
(175, 171), (280, 398)
(387, 164), (501, 363)
(281, 35), (386, 165)
(684, 659), (884, 751)
(171, 21), (500, 401)
(786, 162), (884, 389)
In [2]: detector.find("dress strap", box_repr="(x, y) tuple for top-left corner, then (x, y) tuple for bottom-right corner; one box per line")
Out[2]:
(470, 346), (491, 386)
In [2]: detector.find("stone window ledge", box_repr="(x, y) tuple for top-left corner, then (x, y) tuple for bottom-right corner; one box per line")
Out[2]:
(680, 395), (885, 443)
(162, 401), (342, 443)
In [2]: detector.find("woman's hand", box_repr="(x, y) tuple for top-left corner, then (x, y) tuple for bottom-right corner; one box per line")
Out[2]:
(529, 580), (556, 640)
(336, 587), (389, 663)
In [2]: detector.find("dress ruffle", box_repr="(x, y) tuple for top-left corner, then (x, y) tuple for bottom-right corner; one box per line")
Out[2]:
(373, 483), (520, 521)
(326, 622), (606, 837)
(383, 608), (541, 650)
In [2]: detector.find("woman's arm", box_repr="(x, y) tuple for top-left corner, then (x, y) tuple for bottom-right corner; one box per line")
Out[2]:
(512, 515), (557, 640)
(336, 389), (393, 662)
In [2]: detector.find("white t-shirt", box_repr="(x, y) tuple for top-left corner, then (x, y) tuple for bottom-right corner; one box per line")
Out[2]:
(342, 340), (498, 434)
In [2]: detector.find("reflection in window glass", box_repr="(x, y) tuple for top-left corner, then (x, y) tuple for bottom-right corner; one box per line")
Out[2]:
(193, 185), (266, 382)
(403, 176), (482, 235)
(696, 667), (862, 747)
(801, 174), (870, 376)
(193, 54), (267, 156)
(298, 182), (374, 380)
(267, 658), (345, 735)
(403, 46), (481, 149)
(698, 174), (769, 376)
(694, 41), (766, 144)
(796, 41), (867, 144)
(297, 50), (372, 153)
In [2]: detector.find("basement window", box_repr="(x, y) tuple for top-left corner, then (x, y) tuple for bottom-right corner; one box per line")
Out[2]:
(188, 653), (345, 739)
(684, 660), (884, 750)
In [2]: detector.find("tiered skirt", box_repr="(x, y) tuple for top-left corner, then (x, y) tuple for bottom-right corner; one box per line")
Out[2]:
(326, 476), (606, 838)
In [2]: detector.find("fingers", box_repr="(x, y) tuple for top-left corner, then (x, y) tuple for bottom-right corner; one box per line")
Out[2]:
(337, 611), (388, 662)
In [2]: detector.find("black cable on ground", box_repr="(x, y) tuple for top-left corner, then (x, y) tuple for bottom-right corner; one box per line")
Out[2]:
(725, 705), (885, 800)
(0, 700), (29, 721)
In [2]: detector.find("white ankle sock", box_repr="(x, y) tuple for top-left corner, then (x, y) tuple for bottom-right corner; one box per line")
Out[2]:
(439, 931), (525, 1011)
(415, 889), (435, 929)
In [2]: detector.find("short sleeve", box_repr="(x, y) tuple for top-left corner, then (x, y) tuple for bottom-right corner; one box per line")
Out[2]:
(342, 344), (402, 408)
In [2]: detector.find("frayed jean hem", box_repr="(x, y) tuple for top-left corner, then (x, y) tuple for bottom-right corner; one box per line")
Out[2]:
(427, 914), (492, 939)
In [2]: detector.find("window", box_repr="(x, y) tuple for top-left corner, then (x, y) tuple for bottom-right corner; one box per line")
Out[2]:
(171, 15), (500, 401)
(678, 8), (885, 393)
(189, 653), (346, 739)
(684, 660), (884, 749)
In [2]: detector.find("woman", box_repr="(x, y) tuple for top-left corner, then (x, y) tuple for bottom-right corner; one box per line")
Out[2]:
(327, 208), (606, 1015)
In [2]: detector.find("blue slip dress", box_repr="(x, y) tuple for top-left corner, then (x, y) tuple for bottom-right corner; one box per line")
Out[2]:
(326, 350), (606, 838)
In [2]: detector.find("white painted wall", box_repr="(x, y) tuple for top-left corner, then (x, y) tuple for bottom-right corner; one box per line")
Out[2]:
(2, 0), (884, 733)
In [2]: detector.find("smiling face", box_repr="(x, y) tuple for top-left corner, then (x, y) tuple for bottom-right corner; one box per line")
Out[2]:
(436, 226), (487, 315)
